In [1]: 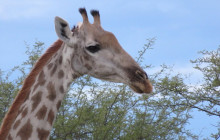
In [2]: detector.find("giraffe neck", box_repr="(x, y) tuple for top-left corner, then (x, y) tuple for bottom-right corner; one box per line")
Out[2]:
(0, 40), (80, 140)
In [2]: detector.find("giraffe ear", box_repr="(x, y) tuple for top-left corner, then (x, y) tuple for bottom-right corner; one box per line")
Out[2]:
(54, 16), (72, 43)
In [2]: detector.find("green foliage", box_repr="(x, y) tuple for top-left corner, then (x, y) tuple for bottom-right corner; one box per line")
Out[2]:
(24, 41), (45, 68)
(186, 47), (220, 118)
(0, 40), (219, 139)
(0, 69), (18, 123)
(0, 41), (45, 125)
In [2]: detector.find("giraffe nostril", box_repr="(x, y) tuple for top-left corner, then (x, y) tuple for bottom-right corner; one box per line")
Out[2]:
(136, 70), (148, 80)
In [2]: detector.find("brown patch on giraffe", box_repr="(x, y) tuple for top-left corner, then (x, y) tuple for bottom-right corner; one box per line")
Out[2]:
(35, 105), (47, 120)
(46, 82), (56, 101)
(59, 85), (64, 93)
(58, 69), (64, 79)
(16, 119), (33, 140)
(13, 119), (21, 130)
(38, 70), (46, 86)
(67, 82), (72, 88)
(67, 59), (71, 65)
(47, 109), (55, 125)
(33, 83), (40, 92)
(37, 128), (50, 140)
(56, 100), (62, 110)
(8, 134), (12, 140)
(85, 63), (92, 70)
(50, 64), (57, 76)
(31, 91), (43, 112)
(59, 56), (63, 64)
(84, 55), (90, 61)
(47, 63), (53, 70)
(24, 89), (31, 102)
(18, 105), (25, 115)
(73, 43), (78, 48)
(0, 40), (63, 139)
(21, 107), (28, 118)
(53, 53), (58, 58)
(72, 74), (79, 79)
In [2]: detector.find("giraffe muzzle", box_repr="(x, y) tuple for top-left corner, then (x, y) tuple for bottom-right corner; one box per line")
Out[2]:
(128, 70), (153, 94)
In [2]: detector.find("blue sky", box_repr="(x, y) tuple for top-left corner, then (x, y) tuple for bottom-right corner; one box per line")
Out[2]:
(0, 0), (219, 138)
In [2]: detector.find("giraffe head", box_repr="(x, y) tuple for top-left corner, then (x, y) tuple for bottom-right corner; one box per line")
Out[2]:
(55, 8), (152, 94)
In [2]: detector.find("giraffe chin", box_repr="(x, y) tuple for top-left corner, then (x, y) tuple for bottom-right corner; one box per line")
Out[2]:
(130, 80), (153, 94)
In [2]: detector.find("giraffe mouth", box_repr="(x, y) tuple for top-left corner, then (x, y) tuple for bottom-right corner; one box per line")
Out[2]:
(93, 73), (124, 83)
(130, 85), (143, 93)
(129, 79), (153, 94)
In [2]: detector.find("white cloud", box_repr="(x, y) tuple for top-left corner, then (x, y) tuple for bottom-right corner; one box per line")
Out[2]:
(0, 0), (55, 20)
(173, 65), (200, 75)
(147, 64), (203, 84)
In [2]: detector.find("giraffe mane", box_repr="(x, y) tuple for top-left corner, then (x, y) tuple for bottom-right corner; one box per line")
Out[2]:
(0, 39), (63, 139)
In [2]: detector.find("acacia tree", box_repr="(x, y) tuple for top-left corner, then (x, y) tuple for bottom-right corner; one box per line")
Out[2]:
(190, 48), (220, 139)
(190, 48), (220, 117)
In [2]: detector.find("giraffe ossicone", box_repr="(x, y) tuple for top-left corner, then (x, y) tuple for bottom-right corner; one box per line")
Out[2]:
(0, 8), (152, 140)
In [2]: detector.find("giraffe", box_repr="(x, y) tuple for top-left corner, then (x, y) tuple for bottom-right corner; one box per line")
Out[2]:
(0, 8), (152, 140)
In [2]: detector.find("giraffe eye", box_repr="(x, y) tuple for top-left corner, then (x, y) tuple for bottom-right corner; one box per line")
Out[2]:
(86, 45), (100, 53)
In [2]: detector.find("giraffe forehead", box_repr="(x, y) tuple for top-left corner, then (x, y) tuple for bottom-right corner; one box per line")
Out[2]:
(77, 22), (122, 52)
(98, 32), (123, 53)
